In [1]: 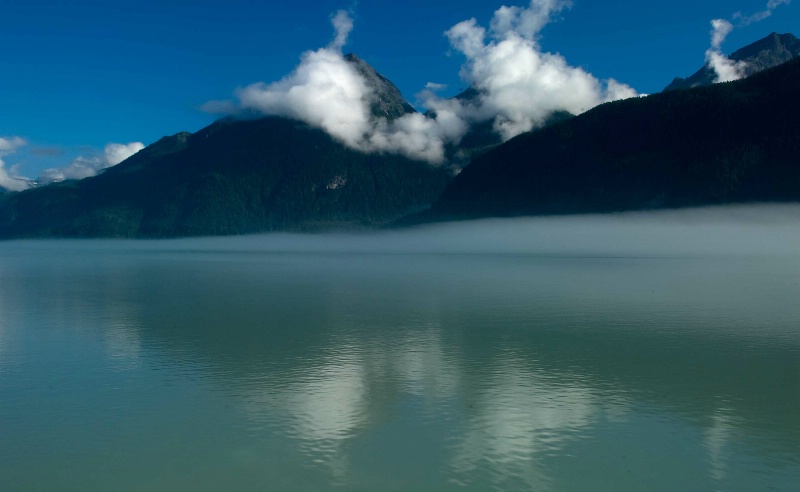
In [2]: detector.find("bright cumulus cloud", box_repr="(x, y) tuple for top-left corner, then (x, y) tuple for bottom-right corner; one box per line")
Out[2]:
(442, 0), (637, 141)
(203, 10), (461, 164)
(205, 1), (637, 164)
(233, 41), (373, 152)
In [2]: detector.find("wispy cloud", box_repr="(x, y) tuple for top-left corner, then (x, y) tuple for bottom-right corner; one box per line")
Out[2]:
(329, 10), (354, 51)
(0, 136), (32, 192)
(705, 19), (749, 83)
(734, 0), (792, 26)
(424, 82), (448, 91)
(29, 146), (65, 157)
(705, 0), (792, 83)
(1, 136), (145, 190)
(39, 142), (145, 183)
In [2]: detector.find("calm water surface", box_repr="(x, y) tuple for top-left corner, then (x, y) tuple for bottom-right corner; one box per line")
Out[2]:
(1, 218), (799, 491)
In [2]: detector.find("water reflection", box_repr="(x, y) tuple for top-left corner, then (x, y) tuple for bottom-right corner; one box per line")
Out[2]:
(450, 357), (606, 490)
(103, 317), (142, 370)
(705, 410), (734, 483)
(234, 324), (465, 481)
(388, 327), (461, 402)
(0, 235), (798, 491)
(241, 352), (368, 480)
(0, 295), (8, 369)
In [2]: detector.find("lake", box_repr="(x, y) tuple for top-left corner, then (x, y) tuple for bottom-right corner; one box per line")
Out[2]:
(1, 208), (799, 491)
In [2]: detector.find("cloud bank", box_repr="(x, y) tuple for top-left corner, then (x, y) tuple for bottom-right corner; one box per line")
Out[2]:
(205, 2), (637, 164)
(39, 142), (145, 183)
(705, 0), (792, 83)
(0, 137), (32, 191)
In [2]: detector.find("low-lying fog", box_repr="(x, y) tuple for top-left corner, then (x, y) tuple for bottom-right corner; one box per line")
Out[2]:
(20, 204), (800, 256)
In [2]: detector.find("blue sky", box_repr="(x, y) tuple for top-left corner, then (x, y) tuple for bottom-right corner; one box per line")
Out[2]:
(1, 0), (797, 177)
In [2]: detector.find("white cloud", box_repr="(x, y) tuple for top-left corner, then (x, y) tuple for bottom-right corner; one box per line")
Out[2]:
(39, 142), (144, 183)
(734, 0), (791, 26)
(1, 137), (144, 189)
(367, 112), (453, 163)
(706, 48), (749, 83)
(0, 136), (27, 154)
(204, 10), (461, 164)
(442, 0), (637, 141)
(447, 18), (487, 59)
(435, 0), (636, 143)
(489, 0), (572, 40)
(0, 136), (32, 192)
(424, 82), (448, 91)
(206, 9), (371, 151)
(706, 0), (792, 83)
(233, 46), (373, 151)
(329, 9), (354, 52)
(704, 19), (749, 83)
(710, 18), (734, 50)
(104, 142), (145, 166)
(205, 3), (636, 163)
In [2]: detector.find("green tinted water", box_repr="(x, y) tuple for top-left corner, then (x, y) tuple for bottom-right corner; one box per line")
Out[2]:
(0, 232), (798, 491)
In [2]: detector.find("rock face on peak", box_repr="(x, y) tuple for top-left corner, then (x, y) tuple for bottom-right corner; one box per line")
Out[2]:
(343, 53), (417, 120)
(665, 32), (800, 91)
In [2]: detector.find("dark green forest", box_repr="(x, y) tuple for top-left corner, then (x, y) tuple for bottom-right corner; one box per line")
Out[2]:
(423, 57), (800, 222)
(2, 52), (800, 238)
(0, 118), (450, 237)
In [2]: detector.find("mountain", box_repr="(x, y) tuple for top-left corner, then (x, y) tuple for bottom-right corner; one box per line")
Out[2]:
(420, 57), (800, 222)
(664, 32), (800, 91)
(431, 86), (574, 165)
(0, 57), (450, 238)
(344, 53), (417, 120)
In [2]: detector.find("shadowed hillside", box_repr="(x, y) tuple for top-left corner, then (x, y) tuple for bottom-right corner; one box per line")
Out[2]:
(423, 57), (800, 222)
(0, 117), (450, 237)
(0, 54), (455, 238)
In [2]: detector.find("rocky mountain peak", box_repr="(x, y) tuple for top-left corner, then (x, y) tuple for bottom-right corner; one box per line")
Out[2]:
(343, 53), (417, 121)
(664, 32), (800, 91)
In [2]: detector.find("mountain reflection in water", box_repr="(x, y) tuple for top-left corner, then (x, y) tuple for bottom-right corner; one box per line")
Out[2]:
(0, 207), (798, 491)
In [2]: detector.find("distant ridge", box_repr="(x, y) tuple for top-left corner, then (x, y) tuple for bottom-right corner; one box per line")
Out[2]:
(664, 32), (800, 91)
(0, 56), (451, 238)
(419, 57), (800, 222)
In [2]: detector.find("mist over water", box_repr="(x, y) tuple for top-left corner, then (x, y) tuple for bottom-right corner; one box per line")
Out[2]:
(38, 203), (797, 257)
(1, 205), (798, 491)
